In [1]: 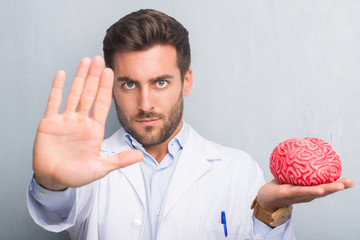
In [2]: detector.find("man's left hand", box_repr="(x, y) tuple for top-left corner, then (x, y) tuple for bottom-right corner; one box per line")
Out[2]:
(256, 177), (354, 212)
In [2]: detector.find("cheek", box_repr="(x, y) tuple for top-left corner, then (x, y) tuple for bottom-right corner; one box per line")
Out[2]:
(114, 92), (136, 114)
(158, 93), (177, 110)
(164, 93), (182, 114)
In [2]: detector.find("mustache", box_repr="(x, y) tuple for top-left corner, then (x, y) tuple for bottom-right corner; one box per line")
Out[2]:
(134, 110), (164, 120)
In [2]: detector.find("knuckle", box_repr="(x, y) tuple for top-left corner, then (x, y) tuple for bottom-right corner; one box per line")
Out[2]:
(82, 89), (96, 98)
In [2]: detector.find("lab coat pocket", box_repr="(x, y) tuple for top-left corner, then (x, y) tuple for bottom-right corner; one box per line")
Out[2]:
(197, 219), (249, 240)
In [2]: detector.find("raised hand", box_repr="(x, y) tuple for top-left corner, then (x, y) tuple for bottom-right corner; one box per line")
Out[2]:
(256, 177), (354, 212)
(33, 56), (143, 190)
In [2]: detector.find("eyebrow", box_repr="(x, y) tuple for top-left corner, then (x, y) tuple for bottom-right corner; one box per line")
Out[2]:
(150, 74), (174, 81)
(116, 76), (137, 82)
(116, 74), (174, 82)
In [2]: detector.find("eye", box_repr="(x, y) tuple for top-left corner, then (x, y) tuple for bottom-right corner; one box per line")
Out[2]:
(156, 80), (168, 88)
(123, 82), (136, 89)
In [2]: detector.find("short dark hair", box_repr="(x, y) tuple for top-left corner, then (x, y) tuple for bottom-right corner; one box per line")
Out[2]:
(103, 9), (191, 80)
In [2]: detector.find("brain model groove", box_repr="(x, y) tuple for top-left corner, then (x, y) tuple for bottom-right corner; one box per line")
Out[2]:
(270, 137), (342, 186)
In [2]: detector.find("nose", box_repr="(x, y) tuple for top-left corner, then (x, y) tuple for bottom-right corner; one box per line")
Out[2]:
(138, 87), (153, 112)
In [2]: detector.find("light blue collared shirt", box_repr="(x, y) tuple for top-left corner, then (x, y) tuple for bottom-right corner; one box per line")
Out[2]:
(124, 122), (190, 240)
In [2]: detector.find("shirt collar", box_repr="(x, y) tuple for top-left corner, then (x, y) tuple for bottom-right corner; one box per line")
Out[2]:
(123, 120), (190, 153)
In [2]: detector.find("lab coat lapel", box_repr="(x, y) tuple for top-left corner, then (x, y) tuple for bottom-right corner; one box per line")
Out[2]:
(119, 162), (146, 207)
(161, 128), (220, 219)
(103, 128), (146, 207)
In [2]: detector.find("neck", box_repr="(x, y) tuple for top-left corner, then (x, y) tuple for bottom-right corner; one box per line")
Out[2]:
(144, 121), (183, 163)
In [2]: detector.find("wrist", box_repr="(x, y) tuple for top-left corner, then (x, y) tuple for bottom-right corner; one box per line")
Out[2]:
(34, 174), (67, 191)
(256, 196), (283, 212)
(251, 197), (292, 228)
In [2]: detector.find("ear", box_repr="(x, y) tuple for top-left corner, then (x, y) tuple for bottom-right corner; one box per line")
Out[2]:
(182, 67), (193, 97)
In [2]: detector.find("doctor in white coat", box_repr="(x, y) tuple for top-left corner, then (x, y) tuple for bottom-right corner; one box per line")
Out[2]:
(28, 9), (354, 240)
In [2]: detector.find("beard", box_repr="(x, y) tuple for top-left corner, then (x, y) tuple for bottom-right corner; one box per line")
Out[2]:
(114, 92), (184, 147)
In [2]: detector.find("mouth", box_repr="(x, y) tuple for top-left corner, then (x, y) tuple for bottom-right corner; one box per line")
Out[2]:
(136, 118), (160, 126)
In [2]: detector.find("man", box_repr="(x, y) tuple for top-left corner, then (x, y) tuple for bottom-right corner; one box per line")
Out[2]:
(28, 9), (353, 240)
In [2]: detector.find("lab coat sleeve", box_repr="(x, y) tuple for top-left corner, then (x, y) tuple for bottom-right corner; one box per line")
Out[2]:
(27, 150), (112, 233)
(27, 176), (76, 232)
(245, 154), (296, 240)
(27, 175), (96, 233)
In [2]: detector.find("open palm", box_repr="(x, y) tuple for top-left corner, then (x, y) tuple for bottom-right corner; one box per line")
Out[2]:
(33, 57), (142, 190)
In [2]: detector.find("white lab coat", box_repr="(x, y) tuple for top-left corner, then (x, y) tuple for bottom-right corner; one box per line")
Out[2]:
(28, 125), (295, 240)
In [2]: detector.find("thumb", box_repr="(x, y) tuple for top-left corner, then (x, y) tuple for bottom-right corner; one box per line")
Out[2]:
(97, 150), (143, 178)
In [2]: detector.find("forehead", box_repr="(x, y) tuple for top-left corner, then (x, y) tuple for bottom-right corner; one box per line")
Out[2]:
(112, 44), (180, 78)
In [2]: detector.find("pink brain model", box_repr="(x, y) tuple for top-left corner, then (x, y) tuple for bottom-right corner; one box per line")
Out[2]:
(270, 137), (342, 185)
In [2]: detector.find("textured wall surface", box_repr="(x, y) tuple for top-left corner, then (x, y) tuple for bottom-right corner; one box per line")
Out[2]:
(1, 0), (359, 239)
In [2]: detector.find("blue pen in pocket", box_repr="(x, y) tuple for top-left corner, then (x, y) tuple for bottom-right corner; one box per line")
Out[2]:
(221, 211), (228, 237)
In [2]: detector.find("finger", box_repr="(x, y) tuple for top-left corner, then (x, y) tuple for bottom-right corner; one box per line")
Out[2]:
(301, 181), (351, 202)
(92, 68), (114, 125)
(44, 70), (66, 117)
(287, 182), (344, 202)
(295, 185), (325, 196)
(96, 150), (143, 179)
(64, 57), (91, 112)
(318, 181), (352, 199)
(337, 177), (354, 189)
(78, 56), (105, 116)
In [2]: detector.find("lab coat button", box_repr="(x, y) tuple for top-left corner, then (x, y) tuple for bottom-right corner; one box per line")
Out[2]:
(254, 234), (261, 239)
(132, 219), (142, 229)
(156, 209), (160, 216)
